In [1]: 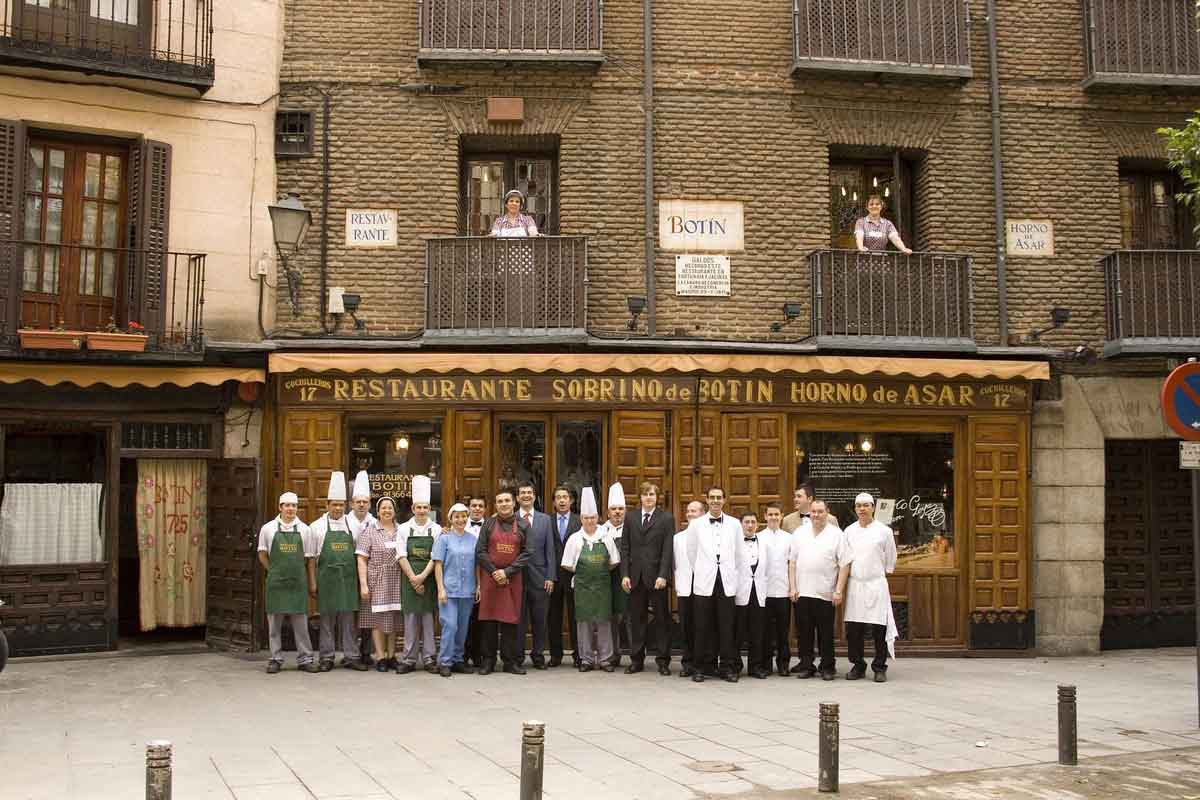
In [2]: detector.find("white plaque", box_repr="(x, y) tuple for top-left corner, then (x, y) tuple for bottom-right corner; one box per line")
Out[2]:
(1181, 441), (1200, 469)
(345, 209), (397, 248)
(1006, 219), (1054, 257)
(659, 200), (744, 252)
(675, 254), (731, 296)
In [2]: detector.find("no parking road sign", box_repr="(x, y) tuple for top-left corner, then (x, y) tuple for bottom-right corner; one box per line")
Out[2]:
(1161, 362), (1200, 442)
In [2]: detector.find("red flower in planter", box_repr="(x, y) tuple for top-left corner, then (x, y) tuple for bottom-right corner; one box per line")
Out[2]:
(127, 321), (145, 333)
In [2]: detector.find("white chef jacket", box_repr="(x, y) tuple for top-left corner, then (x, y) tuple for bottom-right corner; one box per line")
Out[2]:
(843, 519), (899, 657)
(672, 529), (694, 597)
(257, 516), (310, 553)
(304, 512), (354, 558)
(791, 523), (851, 602)
(758, 526), (793, 598)
(686, 513), (741, 598)
(600, 519), (625, 540)
(734, 535), (769, 608)
(346, 510), (376, 539)
(560, 528), (620, 589)
(397, 518), (442, 558)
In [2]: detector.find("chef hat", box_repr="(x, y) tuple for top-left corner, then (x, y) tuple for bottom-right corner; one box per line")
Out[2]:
(448, 502), (469, 516)
(580, 487), (598, 517)
(352, 470), (371, 500)
(327, 471), (347, 501)
(607, 481), (626, 509)
(412, 474), (431, 505)
(279, 491), (299, 506)
(854, 492), (875, 506)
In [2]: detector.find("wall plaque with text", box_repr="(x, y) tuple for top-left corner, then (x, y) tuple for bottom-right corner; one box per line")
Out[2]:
(675, 254), (731, 296)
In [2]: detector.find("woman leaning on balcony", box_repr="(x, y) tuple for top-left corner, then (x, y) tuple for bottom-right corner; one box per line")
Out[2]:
(489, 189), (541, 237)
(855, 194), (912, 254)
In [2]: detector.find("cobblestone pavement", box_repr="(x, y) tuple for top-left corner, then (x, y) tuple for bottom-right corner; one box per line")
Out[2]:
(1, 647), (1197, 799)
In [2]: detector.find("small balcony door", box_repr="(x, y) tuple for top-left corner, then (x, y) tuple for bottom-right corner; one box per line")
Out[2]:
(14, 0), (148, 52)
(829, 156), (914, 250)
(462, 155), (558, 236)
(22, 138), (128, 330)
(1119, 169), (1195, 250)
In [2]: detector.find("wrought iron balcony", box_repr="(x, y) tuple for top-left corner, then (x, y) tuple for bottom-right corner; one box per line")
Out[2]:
(1083, 0), (1200, 87)
(4, 240), (205, 354)
(792, 0), (972, 79)
(809, 249), (974, 351)
(0, 0), (214, 92)
(417, 0), (603, 64)
(425, 236), (587, 337)
(1102, 250), (1200, 355)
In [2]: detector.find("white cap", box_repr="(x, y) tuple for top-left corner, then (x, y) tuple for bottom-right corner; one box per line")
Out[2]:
(581, 487), (598, 517)
(855, 492), (875, 506)
(448, 502), (469, 516)
(352, 470), (371, 500)
(279, 491), (299, 505)
(412, 474), (431, 505)
(327, 471), (347, 501)
(607, 481), (626, 509)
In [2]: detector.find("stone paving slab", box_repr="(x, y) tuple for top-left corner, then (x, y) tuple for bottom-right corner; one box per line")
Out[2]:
(0, 647), (1196, 799)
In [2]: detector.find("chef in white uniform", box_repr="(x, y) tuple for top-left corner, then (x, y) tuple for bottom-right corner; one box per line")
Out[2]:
(673, 500), (705, 678)
(305, 471), (364, 671)
(685, 486), (742, 683)
(600, 482), (629, 667)
(347, 470), (376, 538)
(843, 492), (898, 682)
(396, 475), (442, 673)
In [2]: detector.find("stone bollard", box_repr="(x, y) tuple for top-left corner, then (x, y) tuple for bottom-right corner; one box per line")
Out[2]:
(1058, 685), (1078, 766)
(145, 740), (172, 800)
(818, 703), (839, 793)
(520, 721), (546, 800)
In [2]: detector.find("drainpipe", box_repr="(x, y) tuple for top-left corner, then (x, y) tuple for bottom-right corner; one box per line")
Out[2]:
(643, 0), (656, 336)
(986, 0), (1009, 345)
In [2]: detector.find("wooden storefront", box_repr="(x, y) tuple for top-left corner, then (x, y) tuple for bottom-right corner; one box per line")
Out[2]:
(269, 352), (1049, 652)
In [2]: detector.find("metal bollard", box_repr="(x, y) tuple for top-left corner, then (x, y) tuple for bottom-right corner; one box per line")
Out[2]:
(1058, 685), (1078, 766)
(818, 703), (839, 793)
(145, 740), (172, 800)
(519, 721), (545, 800)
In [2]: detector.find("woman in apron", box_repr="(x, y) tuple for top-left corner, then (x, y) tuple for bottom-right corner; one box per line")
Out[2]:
(397, 475), (441, 674)
(561, 487), (621, 672)
(356, 496), (404, 672)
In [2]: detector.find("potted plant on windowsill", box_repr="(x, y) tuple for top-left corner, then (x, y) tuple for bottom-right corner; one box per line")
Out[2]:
(86, 319), (148, 352)
(18, 319), (85, 350)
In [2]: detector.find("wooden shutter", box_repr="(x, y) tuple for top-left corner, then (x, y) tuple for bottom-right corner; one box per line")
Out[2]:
(282, 411), (342, 523)
(453, 410), (491, 502)
(721, 412), (785, 518)
(969, 417), (1027, 611)
(672, 409), (719, 521)
(206, 458), (260, 652)
(127, 138), (171, 336)
(0, 119), (25, 339)
(611, 410), (669, 507)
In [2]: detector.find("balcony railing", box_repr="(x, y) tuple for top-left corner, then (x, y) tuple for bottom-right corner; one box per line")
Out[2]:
(417, 0), (603, 63)
(792, 0), (972, 79)
(4, 241), (205, 354)
(809, 250), (974, 350)
(1102, 250), (1200, 355)
(1083, 0), (1200, 87)
(426, 236), (587, 336)
(0, 0), (214, 92)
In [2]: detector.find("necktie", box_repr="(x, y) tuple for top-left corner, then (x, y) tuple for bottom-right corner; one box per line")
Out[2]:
(558, 515), (567, 541)
(643, 512), (651, 527)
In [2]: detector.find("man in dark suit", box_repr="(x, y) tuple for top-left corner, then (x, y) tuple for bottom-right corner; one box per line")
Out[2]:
(619, 481), (677, 675)
(515, 481), (557, 669)
(547, 485), (581, 667)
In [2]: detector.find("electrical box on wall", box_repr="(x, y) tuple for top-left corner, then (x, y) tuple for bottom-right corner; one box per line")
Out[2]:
(328, 287), (345, 314)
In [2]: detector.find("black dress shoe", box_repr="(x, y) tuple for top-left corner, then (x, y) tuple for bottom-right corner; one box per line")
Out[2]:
(789, 663), (804, 674)
(572, 656), (583, 668)
(846, 668), (866, 681)
(579, 663), (594, 673)
(657, 664), (671, 676)
(752, 669), (770, 679)
(820, 671), (836, 681)
(691, 672), (705, 683)
(532, 659), (548, 671)
(318, 661), (334, 672)
(721, 671), (738, 683)
(624, 663), (644, 674)
(480, 660), (495, 675)
(375, 661), (389, 673)
(796, 668), (816, 679)
(873, 670), (887, 683)
(504, 663), (527, 675)
(548, 657), (562, 668)
(396, 663), (415, 675)
(601, 664), (615, 673)
(439, 665), (452, 678)
(266, 661), (282, 674)
(680, 667), (695, 678)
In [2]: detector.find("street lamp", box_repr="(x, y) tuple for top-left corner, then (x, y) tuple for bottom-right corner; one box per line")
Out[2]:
(267, 194), (312, 317)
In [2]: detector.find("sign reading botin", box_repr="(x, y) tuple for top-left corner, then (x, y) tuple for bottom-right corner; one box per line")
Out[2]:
(659, 199), (744, 252)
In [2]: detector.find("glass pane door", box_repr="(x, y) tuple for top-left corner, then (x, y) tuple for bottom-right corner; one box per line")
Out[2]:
(554, 418), (602, 513)
(465, 160), (505, 236)
(496, 418), (547, 510)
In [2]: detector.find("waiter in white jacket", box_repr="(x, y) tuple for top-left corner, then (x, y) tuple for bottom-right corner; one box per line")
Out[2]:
(734, 512), (771, 679)
(673, 500), (705, 679)
(686, 486), (742, 683)
(843, 492), (898, 682)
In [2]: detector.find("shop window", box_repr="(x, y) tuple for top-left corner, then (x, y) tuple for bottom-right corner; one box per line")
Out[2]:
(795, 430), (955, 569)
(1119, 165), (1195, 250)
(828, 150), (916, 250)
(460, 135), (559, 235)
(349, 420), (444, 522)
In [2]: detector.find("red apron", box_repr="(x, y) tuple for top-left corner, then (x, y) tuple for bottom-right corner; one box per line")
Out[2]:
(479, 518), (524, 624)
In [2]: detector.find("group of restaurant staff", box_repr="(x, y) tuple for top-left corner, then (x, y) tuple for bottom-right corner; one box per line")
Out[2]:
(258, 471), (898, 682)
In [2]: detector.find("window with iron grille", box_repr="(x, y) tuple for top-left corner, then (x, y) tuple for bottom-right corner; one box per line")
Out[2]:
(275, 111), (313, 158)
(122, 422), (213, 453)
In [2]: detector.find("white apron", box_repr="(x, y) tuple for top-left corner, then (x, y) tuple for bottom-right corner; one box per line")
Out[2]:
(844, 520), (899, 658)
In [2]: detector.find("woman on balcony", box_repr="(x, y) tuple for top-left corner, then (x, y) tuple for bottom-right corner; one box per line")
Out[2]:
(855, 195), (912, 254)
(489, 189), (540, 237)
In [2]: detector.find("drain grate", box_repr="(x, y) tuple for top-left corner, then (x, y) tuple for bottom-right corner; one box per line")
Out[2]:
(686, 761), (741, 774)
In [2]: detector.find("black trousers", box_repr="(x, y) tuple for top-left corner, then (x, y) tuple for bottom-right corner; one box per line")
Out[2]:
(763, 596), (792, 671)
(628, 581), (672, 666)
(480, 620), (521, 666)
(518, 581), (550, 663)
(677, 594), (694, 671)
(693, 572), (737, 675)
(463, 601), (481, 665)
(734, 586), (766, 673)
(796, 597), (837, 673)
(845, 620), (889, 673)
(548, 577), (577, 662)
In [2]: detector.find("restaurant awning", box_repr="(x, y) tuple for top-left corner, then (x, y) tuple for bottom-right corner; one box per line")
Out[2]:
(268, 352), (1050, 381)
(0, 364), (267, 389)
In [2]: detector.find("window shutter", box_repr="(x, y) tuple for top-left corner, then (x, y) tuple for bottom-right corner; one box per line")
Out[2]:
(126, 138), (171, 337)
(0, 120), (25, 340)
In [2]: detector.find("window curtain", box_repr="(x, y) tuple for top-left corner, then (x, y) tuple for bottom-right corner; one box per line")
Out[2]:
(0, 483), (104, 565)
(137, 459), (207, 631)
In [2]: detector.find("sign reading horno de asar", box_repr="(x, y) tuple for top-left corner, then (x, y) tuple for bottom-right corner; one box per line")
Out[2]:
(676, 254), (731, 296)
(659, 199), (744, 252)
(281, 373), (1030, 411)
(345, 209), (397, 248)
(1006, 219), (1054, 257)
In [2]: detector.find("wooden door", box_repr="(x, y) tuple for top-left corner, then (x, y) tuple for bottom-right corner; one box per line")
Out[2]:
(673, 409), (719, 520)
(206, 458), (260, 652)
(282, 411), (342, 523)
(722, 412), (785, 517)
(968, 417), (1027, 613)
(1102, 440), (1196, 649)
(612, 410), (669, 509)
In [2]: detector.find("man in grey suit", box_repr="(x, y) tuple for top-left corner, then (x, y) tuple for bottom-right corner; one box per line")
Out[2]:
(516, 481), (557, 669)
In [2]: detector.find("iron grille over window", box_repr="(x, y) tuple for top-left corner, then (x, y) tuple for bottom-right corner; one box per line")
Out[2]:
(275, 112), (313, 158)
(122, 422), (212, 452)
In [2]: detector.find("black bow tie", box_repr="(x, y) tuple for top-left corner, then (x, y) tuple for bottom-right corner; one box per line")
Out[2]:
(745, 536), (757, 543)
(709, 517), (721, 524)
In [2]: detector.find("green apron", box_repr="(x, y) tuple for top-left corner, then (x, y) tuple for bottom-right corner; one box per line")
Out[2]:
(400, 527), (438, 615)
(265, 524), (307, 615)
(316, 520), (358, 615)
(575, 538), (614, 623)
(608, 531), (628, 615)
